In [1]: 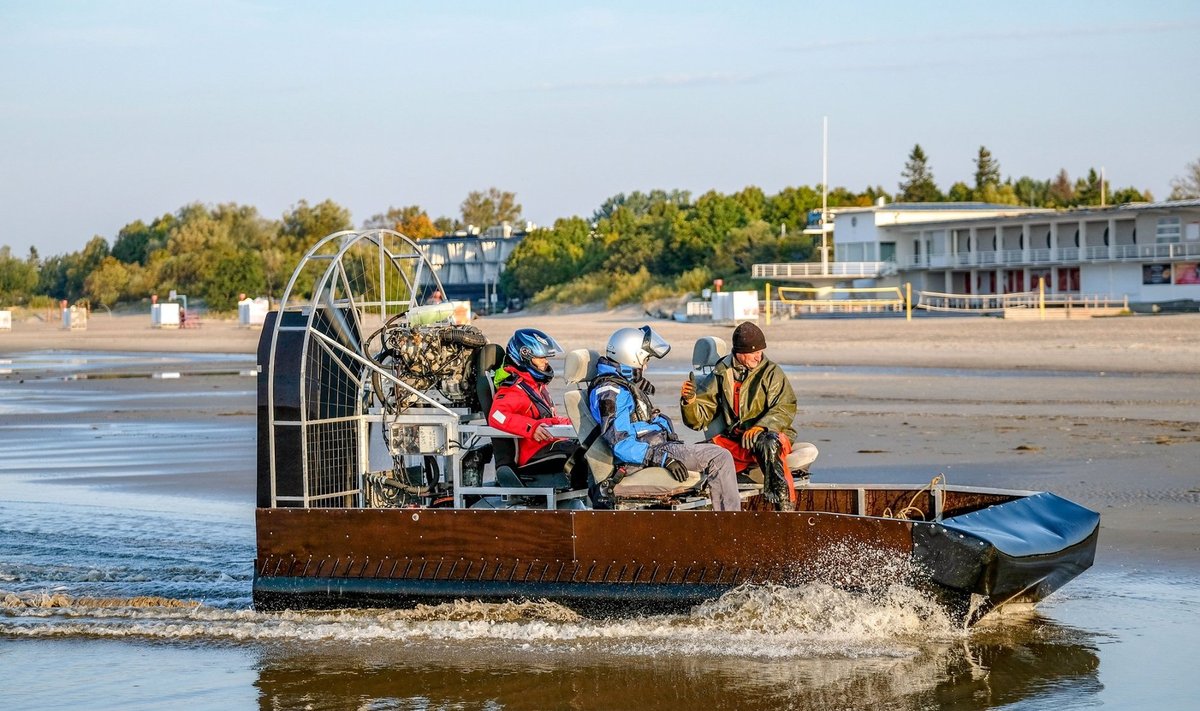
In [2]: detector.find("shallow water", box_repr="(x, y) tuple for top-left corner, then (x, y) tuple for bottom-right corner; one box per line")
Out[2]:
(1, 351), (1197, 710)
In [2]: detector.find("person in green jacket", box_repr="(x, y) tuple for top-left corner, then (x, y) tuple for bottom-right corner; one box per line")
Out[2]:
(679, 322), (816, 511)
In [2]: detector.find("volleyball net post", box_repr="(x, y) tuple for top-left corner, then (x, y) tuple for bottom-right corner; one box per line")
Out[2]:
(774, 284), (906, 316)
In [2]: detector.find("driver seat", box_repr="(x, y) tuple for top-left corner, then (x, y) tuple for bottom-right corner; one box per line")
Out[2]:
(474, 343), (570, 490)
(690, 336), (818, 483)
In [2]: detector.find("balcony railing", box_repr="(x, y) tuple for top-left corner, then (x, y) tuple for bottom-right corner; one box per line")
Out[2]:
(906, 241), (1200, 269)
(918, 290), (1128, 313)
(752, 262), (891, 279)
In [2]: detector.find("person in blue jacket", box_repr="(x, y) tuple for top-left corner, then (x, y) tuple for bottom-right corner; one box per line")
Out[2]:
(587, 325), (740, 511)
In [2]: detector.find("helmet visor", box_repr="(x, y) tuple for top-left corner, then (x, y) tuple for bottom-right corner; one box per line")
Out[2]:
(535, 333), (564, 359)
(639, 325), (671, 360)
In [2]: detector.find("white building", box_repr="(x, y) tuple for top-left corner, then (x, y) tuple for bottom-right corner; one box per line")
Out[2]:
(758, 200), (1200, 306)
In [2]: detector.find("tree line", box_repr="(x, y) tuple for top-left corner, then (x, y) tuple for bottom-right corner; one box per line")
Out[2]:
(898, 144), (1155, 206)
(2, 153), (1197, 312)
(0, 189), (523, 311)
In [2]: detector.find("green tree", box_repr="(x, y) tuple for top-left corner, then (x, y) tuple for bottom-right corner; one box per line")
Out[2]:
(764, 185), (821, 234)
(598, 205), (662, 274)
(0, 246), (39, 303)
(1110, 186), (1152, 204)
(898, 144), (941, 202)
(1169, 157), (1200, 199)
(66, 236), (111, 302)
(150, 202), (277, 306)
(858, 185), (892, 206)
(279, 199), (353, 255)
(112, 214), (174, 265)
(1074, 169), (1103, 206)
(83, 256), (131, 307)
(593, 190), (691, 222)
(203, 251), (267, 311)
(724, 220), (779, 274)
(976, 182), (1021, 205)
(37, 254), (71, 300)
(1013, 176), (1049, 207)
(500, 217), (598, 299)
(946, 181), (973, 202)
(659, 191), (745, 275)
(732, 186), (766, 222)
(973, 146), (1001, 193)
(460, 188), (521, 230)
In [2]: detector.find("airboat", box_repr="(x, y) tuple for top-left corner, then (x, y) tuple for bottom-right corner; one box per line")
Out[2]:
(253, 229), (1099, 625)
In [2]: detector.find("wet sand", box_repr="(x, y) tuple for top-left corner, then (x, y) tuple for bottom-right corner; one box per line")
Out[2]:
(5, 307), (1200, 372)
(3, 310), (1198, 566)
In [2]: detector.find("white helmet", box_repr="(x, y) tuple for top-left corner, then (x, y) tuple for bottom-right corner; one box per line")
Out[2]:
(605, 325), (671, 369)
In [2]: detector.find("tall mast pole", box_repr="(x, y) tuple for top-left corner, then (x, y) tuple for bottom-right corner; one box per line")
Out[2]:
(821, 116), (829, 275)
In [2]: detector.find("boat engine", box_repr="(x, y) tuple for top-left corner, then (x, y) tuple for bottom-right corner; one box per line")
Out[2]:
(367, 322), (488, 412)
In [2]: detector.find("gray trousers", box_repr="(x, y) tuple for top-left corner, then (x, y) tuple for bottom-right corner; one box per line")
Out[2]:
(658, 440), (741, 512)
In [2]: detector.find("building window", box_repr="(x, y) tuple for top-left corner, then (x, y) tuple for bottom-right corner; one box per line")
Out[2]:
(1057, 267), (1080, 292)
(1156, 217), (1182, 243)
(880, 242), (896, 263)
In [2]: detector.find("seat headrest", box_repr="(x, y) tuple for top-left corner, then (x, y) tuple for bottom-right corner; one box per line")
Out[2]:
(476, 342), (504, 372)
(564, 348), (600, 385)
(692, 336), (729, 370)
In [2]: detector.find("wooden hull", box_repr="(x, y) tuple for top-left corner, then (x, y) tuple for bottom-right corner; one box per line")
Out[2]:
(253, 493), (1099, 624)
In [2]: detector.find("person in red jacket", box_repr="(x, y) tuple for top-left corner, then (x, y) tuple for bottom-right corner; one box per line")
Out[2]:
(488, 328), (578, 480)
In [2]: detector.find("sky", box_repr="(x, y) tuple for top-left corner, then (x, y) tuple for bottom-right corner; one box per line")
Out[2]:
(2, 0), (1199, 257)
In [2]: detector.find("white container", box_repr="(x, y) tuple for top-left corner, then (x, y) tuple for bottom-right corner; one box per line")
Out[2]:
(238, 297), (270, 327)
(152, 302), (181, 328)
(406, 300), (473, 326)
(62, 305), (88, 330)
(711, 290), (759, 324)
(0, 310), (11, 331)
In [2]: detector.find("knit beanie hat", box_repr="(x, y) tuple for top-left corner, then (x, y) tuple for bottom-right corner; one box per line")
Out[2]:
(732, 322), (767, 354)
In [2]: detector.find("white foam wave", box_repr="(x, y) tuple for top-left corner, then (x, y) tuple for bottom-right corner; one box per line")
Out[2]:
(1, 582), (967, 658)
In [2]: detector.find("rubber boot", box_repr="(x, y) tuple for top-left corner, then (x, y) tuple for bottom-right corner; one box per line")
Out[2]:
(753, 432), (793, 511)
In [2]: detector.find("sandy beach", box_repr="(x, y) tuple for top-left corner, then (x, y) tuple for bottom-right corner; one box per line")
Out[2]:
(4, 307), (1199, 373)
(3, 309), (1198, 566)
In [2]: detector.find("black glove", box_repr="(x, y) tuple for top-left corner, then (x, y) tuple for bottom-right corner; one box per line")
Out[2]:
(662, 456), (689, 482)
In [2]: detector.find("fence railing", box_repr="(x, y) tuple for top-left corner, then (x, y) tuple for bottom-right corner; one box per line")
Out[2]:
(908, 241), (1200, 268)
(917, 290), (1128, 313)
(753, 262), (892, 279)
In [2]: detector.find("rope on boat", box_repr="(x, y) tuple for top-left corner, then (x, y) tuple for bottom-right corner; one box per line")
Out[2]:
(882, 473), (946, 520)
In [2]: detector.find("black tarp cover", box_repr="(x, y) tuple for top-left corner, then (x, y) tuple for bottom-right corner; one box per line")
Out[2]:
(940, 491), (1100, 558)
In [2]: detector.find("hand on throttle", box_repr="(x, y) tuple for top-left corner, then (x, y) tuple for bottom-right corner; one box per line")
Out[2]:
(741, 426), (765, 449)
(663, 456), (690, 482)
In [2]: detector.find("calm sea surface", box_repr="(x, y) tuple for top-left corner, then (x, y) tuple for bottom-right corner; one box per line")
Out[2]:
(1, 351), (1197, 710)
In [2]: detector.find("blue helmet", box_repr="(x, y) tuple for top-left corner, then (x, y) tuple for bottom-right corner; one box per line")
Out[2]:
(505, 328), (563, 382)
